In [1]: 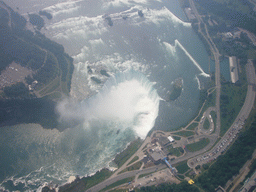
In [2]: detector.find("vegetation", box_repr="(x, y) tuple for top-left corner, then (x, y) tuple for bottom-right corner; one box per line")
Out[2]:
(3, 82), (31, 99)
(196, 113), (256, 191)
(28, 14), (44, 30)
(173, 130), (194, 137)
(203, 118), (210, 130)
(100, 177), (134, 192)
(187, 123), (198, 130)
(59, 168), (112, 192)
(174, 160), (190, 174)
(0, 6), (74, 129)
(114, 139), (143, 168)
(139, 181), (199, 192)
(220, 82), (247, 136)
(138, 172), (154, 179)
(166, 146), (184, 157)
(119, 161), (143, 174)
(172, 136), (181, 140)
(169, 84), (182, 101)
(127, 156), (139, 166)
(194, 0), (256, 34)
(186, 138), (210, 152)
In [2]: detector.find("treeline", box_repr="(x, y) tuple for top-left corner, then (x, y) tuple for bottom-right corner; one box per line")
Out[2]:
(3, 82), (31, 99)
(195, 113), (256, 191)
(28, 13), (44, 30)
(194, 0), (256, 34)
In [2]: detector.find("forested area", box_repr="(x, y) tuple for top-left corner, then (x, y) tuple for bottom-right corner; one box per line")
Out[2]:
(3, 82), (31, 99)
(0, 3), (74, 91)
(194, 0), (256, 34)
(196, 115), (256, 191)
(0, 3), (74, 129)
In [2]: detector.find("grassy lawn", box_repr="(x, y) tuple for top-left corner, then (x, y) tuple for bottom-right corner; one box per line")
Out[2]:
(166, 146), (184, 157)
(186, 138), (210, 152)
(59, 168), (112, 192)
(38, 77), (60, 96)
(127, 156), (139, 166)
(220, 83), (247, 136)
(174, 160), (190, 174)
(187, 123), (198, 130)
(114, 139), (143, 168)
(203, 118), (210, 130)
(100, 177), (134, 192)
(210, 110), (216, 134)
(172, 136), (181, 140)
(119, 161), (143, 174)
(138, 172), (154, 179)
(43, 92), (62, 100)
(173, 131), (194, 137)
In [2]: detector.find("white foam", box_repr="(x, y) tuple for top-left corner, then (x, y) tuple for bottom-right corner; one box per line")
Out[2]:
(139, 6), (191, 27)
(163, 41), (176, 57)
(87, 72), (159, 139)
(43, 0), (82, 17)
(195, 75), (201, 90)
(175, 39), (210, 77)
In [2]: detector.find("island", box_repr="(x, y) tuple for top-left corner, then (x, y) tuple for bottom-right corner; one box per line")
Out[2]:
(169, 78), (183, 101)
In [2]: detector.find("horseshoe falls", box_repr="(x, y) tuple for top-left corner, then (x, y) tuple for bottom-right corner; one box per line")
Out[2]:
(1, 0), (211, 191)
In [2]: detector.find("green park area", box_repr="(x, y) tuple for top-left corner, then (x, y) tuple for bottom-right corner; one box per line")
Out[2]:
(186, 138), (210, 152)
(174, 160), (190, 174)
(119, 161), (143, 174)
(166, 146), (184, 157)
(203, 118), (210, 130)
(100, 177), (135, 192)
(114, 139), (143, 168)
(220, 81), (247, 136)
(187, 123), (198, 130)
(58, 168), (112, 192)
(173, 131), (194, 137)
(127, 156), (139, 166)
